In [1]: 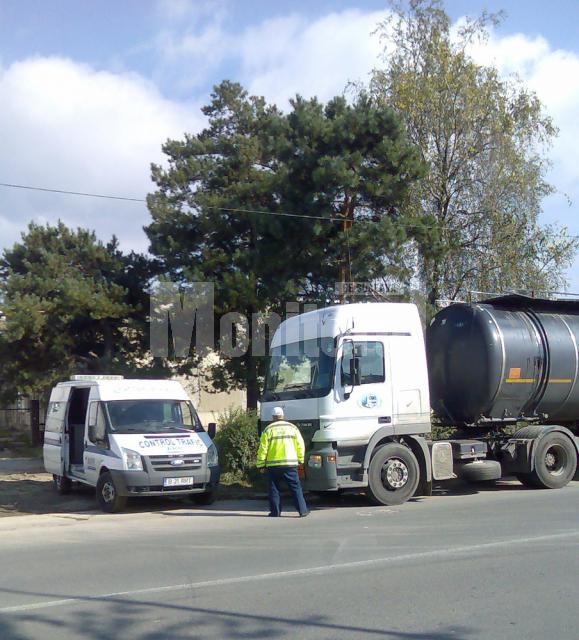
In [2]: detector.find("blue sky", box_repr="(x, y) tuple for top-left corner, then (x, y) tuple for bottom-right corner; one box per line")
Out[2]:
(1, 0), (578, 290)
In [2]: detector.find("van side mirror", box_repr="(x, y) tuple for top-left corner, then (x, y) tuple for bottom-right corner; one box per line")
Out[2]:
(207, 422), (217, 439)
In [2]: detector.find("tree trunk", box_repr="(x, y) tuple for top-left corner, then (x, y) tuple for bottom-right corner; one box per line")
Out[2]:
(245, 353), (260, 411)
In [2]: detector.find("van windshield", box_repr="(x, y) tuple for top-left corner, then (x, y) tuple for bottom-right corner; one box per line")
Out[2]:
(104, 400), (203, 433)
(262, 337), (335, 400)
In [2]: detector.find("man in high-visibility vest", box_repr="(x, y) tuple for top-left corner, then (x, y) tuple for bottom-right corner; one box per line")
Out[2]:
(257, 406), (309, 517)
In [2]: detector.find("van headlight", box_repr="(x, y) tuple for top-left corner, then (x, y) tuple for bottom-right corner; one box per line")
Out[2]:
(207, 443), (219, 467)
(122, 448), (143, 471)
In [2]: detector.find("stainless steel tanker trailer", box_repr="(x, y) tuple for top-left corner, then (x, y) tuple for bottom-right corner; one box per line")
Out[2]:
(260, 295), (579, 505)
(427, 294), (579, 490)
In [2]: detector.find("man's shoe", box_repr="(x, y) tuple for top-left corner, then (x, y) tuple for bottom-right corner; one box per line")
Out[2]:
(268, 513), (280, 517)
(299, 511), (310, 518)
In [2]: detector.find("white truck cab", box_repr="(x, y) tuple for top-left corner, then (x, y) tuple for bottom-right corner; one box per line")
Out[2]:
(260, 303), (443, 504)
(43, 376), (220, 512)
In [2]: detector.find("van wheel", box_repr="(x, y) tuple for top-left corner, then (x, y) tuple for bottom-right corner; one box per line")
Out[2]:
(189, 488), (217, 506)
(96, 472), (127, 513)
(53, 474), (72, 495)
(366, 443), (420, 506)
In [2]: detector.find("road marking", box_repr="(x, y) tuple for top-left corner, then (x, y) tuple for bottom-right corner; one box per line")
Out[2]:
(2, 529), (578, 615)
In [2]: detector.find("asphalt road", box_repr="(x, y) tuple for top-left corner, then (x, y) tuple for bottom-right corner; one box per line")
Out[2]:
(0, 480), (578, 640)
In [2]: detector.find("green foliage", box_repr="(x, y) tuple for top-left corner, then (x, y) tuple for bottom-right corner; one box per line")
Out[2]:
(0, 221), (169, 402)
(213, 407), (260, 476)
(146, 81), (424, 406)
(371, 0), (578, 305)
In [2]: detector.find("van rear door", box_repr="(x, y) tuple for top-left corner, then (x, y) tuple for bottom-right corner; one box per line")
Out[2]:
(43, 386), (71, 476)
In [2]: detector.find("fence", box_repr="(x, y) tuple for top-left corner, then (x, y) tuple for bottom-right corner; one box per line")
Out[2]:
(0, 397), (43, 447)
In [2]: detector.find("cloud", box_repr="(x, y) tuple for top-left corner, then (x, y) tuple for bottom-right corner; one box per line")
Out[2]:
(0, 57), (202, 252)
(466, 30), (579, 233)
(149, 6), (388, 105)
(239, 10), (388, 107)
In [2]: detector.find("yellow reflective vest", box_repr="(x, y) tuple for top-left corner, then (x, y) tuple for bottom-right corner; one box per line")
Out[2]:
(256, 420), (305, 468)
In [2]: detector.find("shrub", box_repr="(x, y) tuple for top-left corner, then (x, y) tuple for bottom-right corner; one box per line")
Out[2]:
(214, 407), (259, 476)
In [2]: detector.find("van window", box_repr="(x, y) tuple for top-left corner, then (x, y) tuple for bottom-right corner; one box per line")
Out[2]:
(341, 341), (385, 385)
(87, 402), (107, 444)
(104, 400), (202, 433)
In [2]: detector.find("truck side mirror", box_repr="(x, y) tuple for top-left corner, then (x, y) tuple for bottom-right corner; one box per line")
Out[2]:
(207, 422), (217, 439)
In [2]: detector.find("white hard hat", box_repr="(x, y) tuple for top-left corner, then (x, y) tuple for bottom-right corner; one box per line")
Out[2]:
(272, 406), (284, 418)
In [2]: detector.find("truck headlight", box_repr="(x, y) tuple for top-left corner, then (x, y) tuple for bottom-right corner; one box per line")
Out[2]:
(207, 443), (219, 467)
(122, 448), (143, 471)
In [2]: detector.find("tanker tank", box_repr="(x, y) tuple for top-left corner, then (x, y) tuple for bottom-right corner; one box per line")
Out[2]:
(426, 294), (579, 426)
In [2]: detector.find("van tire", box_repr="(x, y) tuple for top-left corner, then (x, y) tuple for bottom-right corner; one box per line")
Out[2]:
(96, 472), (127, 513)
(366, 443), (420, 506)
(189, 488), (217, 506)
(53, 474), (72, 495)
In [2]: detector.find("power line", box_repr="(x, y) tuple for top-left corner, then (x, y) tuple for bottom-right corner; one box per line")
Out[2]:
(0, 182), (145, 203)
(1, 180), (578, 237)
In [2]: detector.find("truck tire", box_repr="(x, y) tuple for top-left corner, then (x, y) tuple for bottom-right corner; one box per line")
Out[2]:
(53, 474), (72, 495)
(96, 471), (127, 513)
(366, 443), (420, 506)
(457, 460), (502, 483)
(528, 433), (577, 489)
(189, 488), (218, 506)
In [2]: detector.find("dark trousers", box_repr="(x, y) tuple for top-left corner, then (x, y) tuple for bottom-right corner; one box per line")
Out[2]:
(267, 466), (308, 516)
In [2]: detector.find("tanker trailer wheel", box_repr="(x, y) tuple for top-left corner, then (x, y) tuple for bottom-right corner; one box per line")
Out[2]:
(366, 443), (419, 506)
(528, 433), (577, 489)
(457, 460), (502, 484)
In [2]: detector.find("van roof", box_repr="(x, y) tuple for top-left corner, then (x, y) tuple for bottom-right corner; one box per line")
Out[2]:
(54, 378), (189, 402)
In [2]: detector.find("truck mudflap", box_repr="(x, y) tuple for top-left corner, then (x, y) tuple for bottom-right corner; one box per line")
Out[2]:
(303, 445), (338, 491)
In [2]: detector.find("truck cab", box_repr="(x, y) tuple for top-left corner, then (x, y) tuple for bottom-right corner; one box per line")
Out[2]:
(43, 376), (220, 512)
(260, 303), (442, 504)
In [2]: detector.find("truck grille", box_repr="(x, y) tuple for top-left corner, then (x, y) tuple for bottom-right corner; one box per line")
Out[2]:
(147, 454), (204, 472)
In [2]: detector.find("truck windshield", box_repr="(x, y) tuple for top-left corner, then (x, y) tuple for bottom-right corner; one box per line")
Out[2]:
(263, 337), (335, 400)
(104, 400), (203, 433)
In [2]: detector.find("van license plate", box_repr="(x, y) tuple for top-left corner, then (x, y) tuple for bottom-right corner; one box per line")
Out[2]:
(164, 477), (194, 487)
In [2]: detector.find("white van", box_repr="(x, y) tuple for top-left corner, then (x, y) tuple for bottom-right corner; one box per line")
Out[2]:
(43, 376), (220, 512)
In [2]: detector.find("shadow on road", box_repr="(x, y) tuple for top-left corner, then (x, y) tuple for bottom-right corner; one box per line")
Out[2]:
(0, 474), (543, 518)
(0, 585), (476, 640)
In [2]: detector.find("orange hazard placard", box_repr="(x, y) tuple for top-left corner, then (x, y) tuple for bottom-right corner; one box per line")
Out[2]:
(508, 368), (521, 379)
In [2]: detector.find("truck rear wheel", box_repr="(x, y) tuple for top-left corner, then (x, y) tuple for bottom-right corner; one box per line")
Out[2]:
(96, 472), (127, 513)
(367, 443), (420, 506)
(528, 433), (577, 489)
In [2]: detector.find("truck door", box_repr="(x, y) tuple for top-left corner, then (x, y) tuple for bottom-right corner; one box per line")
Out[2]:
(337, 338), (392, 439)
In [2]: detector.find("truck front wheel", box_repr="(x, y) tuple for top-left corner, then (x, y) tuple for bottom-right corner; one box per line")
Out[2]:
(367, 443), (420, 506)
(528, 433), (577, 489)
